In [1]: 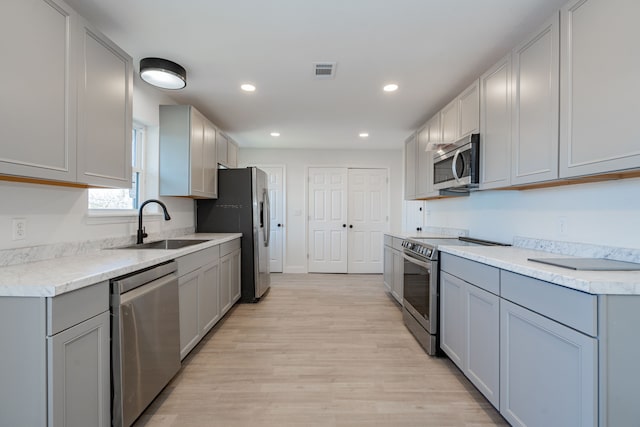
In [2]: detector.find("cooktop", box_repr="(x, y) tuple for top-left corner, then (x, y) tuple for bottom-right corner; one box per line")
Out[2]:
(528, 257), (640, 271)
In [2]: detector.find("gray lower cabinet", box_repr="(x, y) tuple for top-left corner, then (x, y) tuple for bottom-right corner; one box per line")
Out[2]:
(440, 267), (500, 409)
(48, 311), (110, 427)
(177, 238), (241, 360)
(383, 235), (404, 304)
(0, 281), (110, 427)
(500, 299), (597, 427)
(177, 246), (220, 360)
(219, 241), (242, 316)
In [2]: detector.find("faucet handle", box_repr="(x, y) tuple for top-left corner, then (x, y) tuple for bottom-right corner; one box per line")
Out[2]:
(142, 227), (148, 239)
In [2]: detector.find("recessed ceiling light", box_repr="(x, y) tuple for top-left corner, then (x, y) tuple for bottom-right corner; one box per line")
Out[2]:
(241, 83), (256, 92)
(359, 133), (369, 138)
(270, 132), (280, 137)
(383, 83), (399, 92)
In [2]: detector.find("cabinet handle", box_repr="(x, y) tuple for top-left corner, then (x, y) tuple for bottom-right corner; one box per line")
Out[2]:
(349, 225), (353, 229)
(343, 224), (347, 228)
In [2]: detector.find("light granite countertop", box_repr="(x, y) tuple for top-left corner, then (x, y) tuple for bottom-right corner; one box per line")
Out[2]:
(0, 233), (241, 298)
(439, 245), (640, 295)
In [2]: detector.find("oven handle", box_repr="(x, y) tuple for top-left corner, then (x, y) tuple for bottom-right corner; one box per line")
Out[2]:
(402, 253), (432, 270)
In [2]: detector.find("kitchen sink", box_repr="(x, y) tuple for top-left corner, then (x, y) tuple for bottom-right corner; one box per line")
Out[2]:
(115, 239), (211, 250)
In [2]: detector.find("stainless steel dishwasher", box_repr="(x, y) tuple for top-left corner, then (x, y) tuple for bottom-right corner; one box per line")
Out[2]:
(111, 260), (180, 427)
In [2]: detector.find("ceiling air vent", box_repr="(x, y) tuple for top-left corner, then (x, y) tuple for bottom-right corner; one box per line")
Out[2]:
(313, 62), (337, 79)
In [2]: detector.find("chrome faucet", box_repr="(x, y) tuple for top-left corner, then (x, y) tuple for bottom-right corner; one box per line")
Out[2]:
(137, 199), (171, 244)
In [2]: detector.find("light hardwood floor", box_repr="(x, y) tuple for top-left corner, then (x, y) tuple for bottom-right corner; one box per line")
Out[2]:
(134, 274), (508, 427)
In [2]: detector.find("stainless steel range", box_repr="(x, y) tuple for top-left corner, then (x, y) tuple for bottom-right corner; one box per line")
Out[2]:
(401, 236), (508, 355)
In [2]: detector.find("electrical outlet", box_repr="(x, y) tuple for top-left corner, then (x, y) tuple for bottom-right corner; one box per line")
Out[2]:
(558, 216), (568, 237)
(12, 218), (27, 240)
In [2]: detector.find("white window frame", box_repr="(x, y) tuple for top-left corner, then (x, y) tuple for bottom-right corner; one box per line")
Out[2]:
(87, 122), (146, 220)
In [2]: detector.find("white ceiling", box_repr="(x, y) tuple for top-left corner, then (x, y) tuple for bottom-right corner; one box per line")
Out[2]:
(65, 0), (566, 150)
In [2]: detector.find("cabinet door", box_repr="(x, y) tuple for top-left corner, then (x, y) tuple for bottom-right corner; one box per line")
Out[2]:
(416, 126), (430, 197)
(179, 270), (200, 360)
(404, 133), (417, 200)
(383, 245), (393, 293)
(76, 18), (132, 188)
(231, 249), (242, 303)
(466, 284), (500, 409)
(198, 259), (220, 334)
(500, 299), (597, 427)
(425, 113), (442, 197)
(219, 253), (232, 315)
(48, 311), (110, 427)
(441, 98), (459, 145)
(480, 54), (512, 190)
(227, 140), (238, 168)
(190, 109), (206, 196)
(203, 120), (218, 197)
(439, 272), (465, 369)
(458, 80), (480, 138)
(511, 13), (559, 185)
(560, 0), (640, 178)
(216, 131), (229, 167)
(392, 249), (403, 304)
(0, 0), (78, 182)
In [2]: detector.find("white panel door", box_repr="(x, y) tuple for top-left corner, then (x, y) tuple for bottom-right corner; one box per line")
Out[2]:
(308, 168), (348, 273)
(347, 169), (389, 273)
(259, 166), (285, 273)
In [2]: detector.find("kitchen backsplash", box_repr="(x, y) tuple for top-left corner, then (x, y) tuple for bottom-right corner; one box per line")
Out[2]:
(0, 227), (194, 267)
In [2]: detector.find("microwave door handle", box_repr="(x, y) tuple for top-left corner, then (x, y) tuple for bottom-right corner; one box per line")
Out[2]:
(451, 149), (461, 181)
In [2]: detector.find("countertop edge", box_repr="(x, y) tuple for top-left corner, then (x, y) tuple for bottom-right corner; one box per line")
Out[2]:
(438, 245), (640, 295)
(0, 233), (242, 298)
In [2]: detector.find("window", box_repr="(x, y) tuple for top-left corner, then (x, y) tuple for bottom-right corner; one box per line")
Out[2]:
(88, 125), (144, 210)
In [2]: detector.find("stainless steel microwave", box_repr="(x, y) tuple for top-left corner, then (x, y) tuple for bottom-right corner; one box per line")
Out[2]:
(432, 133), (480, 191)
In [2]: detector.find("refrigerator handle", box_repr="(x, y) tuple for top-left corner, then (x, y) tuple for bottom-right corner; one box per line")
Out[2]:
(263, 189), (271, 247)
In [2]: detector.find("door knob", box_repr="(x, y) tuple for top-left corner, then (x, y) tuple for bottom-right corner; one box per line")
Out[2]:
(349, 225), (353, 228)
(277, 223), (282, 227)
(342, 224), (346, 228)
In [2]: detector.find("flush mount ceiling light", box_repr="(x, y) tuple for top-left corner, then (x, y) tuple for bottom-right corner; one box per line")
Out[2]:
(140, 57), (186, 90)
(359, 132), (369, 138)
(270, 132), (280, 137)
(383, 83), (399, 92)
(241, 83), (256, 92)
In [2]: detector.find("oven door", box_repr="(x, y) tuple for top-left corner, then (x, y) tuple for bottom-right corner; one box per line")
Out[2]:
(402, 252), (438, 335)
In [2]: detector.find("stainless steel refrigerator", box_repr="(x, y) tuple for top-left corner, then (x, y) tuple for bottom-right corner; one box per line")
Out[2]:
(196, 167), (270, 302)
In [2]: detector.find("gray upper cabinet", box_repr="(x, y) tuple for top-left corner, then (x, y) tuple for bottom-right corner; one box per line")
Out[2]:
(511, 12), (560, 186)
(415, 114), (441, 199)
(0, 0), (78, 183)
(440, 98), (459, 145)
(159, 105), (218, 198)
(216, 131), (239, 168)
(404, 133), (417, 200)
(560, 0), (640, 178)
(458, 80), (480, 138)
(0, 0), (132, 188)
(76, 17), (133, 188)
(480, 54), (512, 190)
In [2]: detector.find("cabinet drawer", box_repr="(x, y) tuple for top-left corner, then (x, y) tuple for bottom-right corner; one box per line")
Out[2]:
(392, 237), (404, 251)
(440, 253), (500, 295)
(177, 246), (220, 276)
(47, 282), (109, 336)
(220, 238), (241, 257)
(501, 270), (597, 337)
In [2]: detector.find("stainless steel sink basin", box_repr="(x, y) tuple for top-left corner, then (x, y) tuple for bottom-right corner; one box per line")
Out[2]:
(116, 239), (211, 250)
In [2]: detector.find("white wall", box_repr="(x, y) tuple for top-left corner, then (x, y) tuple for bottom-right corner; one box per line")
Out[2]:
(239, 148), (403, 273)
(424, 177), (640, 249)
(0, 77), (195, 251)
